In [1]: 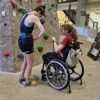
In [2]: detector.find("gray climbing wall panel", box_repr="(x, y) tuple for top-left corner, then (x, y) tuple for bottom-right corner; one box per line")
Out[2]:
(0, 0), (14, 72)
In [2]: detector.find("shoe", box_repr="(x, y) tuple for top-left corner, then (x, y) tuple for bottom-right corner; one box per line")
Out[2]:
(19, 78), (26, 84)
(22, 81), (32, 87)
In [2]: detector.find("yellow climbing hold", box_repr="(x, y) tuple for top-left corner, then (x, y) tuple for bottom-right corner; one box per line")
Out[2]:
(32, 80), (38, 86)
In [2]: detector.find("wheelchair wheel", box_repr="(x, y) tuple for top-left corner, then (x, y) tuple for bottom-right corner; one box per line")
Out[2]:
(69, 60), (84, 81)
(46, 59), (70, 90)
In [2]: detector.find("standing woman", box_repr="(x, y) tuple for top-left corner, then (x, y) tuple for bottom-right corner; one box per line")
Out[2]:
(18, 5), (45, 86)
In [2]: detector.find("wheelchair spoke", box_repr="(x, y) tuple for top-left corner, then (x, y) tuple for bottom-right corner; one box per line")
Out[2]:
(54, 63), (61, 72)
(54, 76), (58, 85)
(58, 75), (66, 86)
(48, 69), (66, 87)
(48, 72), (56, 79)
(74, 71), (80, 76)
(56, 77), (62, 87)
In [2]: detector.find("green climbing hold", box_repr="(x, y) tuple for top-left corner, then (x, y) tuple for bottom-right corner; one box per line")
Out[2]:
(43, 34), (49, 40)
(19, 12), (24, 17)
(37, 45), (44, 53)
(48, 8), (52, 11)
(3, 57), (8, 62)
(51, 4), (55, 8)
(18, 8), (27, 15)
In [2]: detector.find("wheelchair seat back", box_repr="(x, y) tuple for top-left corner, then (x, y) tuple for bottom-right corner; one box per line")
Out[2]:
(66, 41), (82, 67)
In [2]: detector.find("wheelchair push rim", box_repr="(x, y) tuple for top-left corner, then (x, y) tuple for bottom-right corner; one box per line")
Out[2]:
(46, 59), (70, 90)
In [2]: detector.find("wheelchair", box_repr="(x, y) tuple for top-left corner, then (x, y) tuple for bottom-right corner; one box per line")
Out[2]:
(41, 42), (84, 93)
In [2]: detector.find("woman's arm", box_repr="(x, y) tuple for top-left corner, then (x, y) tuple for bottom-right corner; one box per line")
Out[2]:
(52, 37), (64, 53)
(33, 16), (45, 38)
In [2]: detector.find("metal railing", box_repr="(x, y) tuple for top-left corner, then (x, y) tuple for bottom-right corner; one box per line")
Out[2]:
(87, 16), (99, 31)
(63, 10), (99, 31)
(57, 0), (77, 4)
(63, 10), (76, 24)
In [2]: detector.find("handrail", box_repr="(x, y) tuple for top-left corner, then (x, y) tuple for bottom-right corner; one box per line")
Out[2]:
(89, 17), (95, 23)
(88, 16), (98, 31)
(63, 9), (76, 24)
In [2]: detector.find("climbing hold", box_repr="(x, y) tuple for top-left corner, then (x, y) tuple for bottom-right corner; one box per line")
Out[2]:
(51, 4), (55, 8)
(1, 11), (6, 17)
(10, 0), (18, 16)
(3, 50), (10, 57)
(4, 23), (7, 27)
(48, 8), (52, 11)
(24, 0), (28, 2)
(19, 12), (24, 17)
(36, 0), (42, 4)
(3, 57), (8, 62)
(32, 80), (38, 86)
(10, 0), (17, 9)
(37, 45), (44, 53)
(54, 17), (56, 20)
(13, 10), (17, 17)
(18, 8), (27, 15)
(43, 34), (49, 40)
(50, 21), (52, 23)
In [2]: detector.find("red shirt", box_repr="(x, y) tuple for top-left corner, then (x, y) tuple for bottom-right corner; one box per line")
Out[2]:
(61, 34), (73, 47)
(58, 34), (73, 59)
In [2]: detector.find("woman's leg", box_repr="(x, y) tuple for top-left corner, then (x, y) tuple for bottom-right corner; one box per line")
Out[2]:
(25, 52), (34, 82)
(20, 53), (27, 79)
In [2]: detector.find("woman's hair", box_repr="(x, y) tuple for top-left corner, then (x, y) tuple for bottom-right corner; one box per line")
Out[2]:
(61, 24), (78, 41)
(34, 5), (46, 16)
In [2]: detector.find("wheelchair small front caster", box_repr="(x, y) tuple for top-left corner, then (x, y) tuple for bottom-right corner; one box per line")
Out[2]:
(41, 74), (47, 81)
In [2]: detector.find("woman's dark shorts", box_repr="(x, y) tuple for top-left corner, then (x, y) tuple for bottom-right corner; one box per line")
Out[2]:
(18, 36), (34, 54)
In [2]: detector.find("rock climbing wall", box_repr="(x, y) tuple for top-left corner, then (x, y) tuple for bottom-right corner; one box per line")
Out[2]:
(7, 0), (60, 72)
(0, 0), (15, 72)
(45, 0), (59, 36)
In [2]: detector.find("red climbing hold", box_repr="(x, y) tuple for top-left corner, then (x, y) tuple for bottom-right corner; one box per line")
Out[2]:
(36, 0), (42, 4)
(3, 51), (10, 57)
(10, 0), (17, 9)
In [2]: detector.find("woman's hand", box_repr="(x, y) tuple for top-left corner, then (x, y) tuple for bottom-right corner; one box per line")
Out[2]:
(51, 37), (56, 42)
(33, 36), (38, 41)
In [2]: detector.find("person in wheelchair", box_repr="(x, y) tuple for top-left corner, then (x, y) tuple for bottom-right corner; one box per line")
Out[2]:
(41, 24), (84, 90)
(42, 24), (78, 65)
